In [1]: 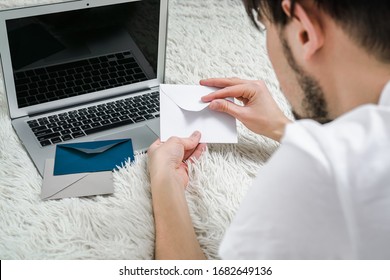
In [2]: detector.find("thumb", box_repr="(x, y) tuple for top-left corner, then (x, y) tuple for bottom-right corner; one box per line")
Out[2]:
(209, 99), (242, 119)
(181, 131), (202, 150)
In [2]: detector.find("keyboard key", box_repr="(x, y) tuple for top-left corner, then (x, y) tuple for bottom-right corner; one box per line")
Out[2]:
(67, 69), (76, 75)
(62, 135), (73, 141)
(83, 72), (92, 78)
(115, 53), (125, 60)
(133, 67), (143, 74)
(74, 74), (83, 80)
(58, 70), (66, 77)
(147, 108), (157, 114)
(38, 132), (61, 141)
(82, 84), (92, 91)
(118, 58), (136, 65)
(27, 120), (39, 128)
(85, 114), (96, 119)
(38, 87), (48, 93)
(89, 58), (100, 64)
(16, 84), (28, 91)
(91, 117), (101, 122)
(134, 73), (147, 80)
(90, 123), (101, 128)
(34, 129), (53, 137)
(36, 94), (47, 101)
(62, 124), (73, 129)
(117, 77), (126, 83)
(40, 140), (51, 147)
(134, 116), (145, 123)
(51, 137), (62, 144)
(72, 122), (83, 127)
(108, 79), (117, 85)
(145, 114), (155, 120)
(96, 111), (107, 117)
(72, 131), (85, 138)
(15, 77), (30, 85)
(83, 119), (92, 125)
(81, 124), (91, 130)
(32, 125), (48, 133)
(56, 121), (67, 126)
(48, 85), (57, 91)
(119, 115), (130, 121)
(57, 83), (66, 90)
(65, 88), (74, 94)
(17, 91), (29, 98)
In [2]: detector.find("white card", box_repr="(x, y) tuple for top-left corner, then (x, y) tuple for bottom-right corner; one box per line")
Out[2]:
(160, 84), (237, 143)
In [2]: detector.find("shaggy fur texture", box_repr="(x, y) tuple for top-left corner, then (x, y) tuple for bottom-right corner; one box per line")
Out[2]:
(0, 0), (291, 259)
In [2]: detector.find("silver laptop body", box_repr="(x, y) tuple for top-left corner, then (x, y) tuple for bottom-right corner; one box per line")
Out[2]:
(0, 0), (168, 175)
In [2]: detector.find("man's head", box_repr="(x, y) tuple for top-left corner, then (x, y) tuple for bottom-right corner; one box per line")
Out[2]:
(243, 0), (390, 122)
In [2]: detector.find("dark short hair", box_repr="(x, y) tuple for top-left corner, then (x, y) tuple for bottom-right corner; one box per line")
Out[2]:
(242, 0), (390, 62)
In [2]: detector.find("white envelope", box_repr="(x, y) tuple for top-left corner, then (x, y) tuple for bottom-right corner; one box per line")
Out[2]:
(40, 159), (113, 200)
(160, 84), (237, 143)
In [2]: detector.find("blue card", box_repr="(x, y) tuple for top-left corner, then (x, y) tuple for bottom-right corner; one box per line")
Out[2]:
(53, 138), (134, 175)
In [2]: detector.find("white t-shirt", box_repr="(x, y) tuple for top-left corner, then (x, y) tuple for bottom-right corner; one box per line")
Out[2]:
(219, 82), (390, 259)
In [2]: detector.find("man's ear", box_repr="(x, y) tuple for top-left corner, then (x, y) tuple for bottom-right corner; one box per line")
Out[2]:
(281, 0), (324, 60)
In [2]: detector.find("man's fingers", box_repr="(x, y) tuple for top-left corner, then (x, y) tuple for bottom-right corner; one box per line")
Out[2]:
(149, 132), (203, 163)
(201, 87), (238, 102)
(177, 131), (202, 151)
(190, 143), (207, 162)
(180, 132), (204, 162)
(208, 99), (244, 120)
(202, 83), (255, 103)
(200, 77), (252, 88)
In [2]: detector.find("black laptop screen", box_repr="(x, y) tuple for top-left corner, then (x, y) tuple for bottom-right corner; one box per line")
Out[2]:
(6, 0), (160, 108)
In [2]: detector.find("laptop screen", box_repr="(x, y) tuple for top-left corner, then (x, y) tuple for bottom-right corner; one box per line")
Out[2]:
(5, 0), (160, 109)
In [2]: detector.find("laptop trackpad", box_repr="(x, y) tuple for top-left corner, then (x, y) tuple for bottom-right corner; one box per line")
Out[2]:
(94, 125), (158, 152)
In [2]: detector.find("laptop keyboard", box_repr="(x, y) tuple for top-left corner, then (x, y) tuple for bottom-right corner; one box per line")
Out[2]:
(14, 51), (148, 108)
(26, 91), (160, 147)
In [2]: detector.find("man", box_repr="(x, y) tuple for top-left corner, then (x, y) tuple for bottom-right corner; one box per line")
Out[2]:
(147, 0), (390, 259)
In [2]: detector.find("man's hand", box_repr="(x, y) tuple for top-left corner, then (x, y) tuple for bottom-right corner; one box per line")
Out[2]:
(148, 131), (206, 188)
(147, 131), (207, 260)
(201, 77), (292, 142)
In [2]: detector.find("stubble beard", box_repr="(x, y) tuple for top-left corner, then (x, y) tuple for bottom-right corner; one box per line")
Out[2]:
(281, 37), (332, 124)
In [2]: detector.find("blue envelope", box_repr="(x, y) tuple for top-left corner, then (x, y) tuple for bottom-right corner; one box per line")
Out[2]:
(53, 138), (134, 175)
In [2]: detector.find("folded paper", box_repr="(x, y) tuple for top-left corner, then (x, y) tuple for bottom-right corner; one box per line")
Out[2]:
(160, 84), (237, 143)
(54, 138), (134, 175)
(41, 159), (113, 200)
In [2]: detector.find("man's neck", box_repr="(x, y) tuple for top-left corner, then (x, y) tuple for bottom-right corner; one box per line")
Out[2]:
(317, 27), (390, 118)
(334, 62), (390, 114)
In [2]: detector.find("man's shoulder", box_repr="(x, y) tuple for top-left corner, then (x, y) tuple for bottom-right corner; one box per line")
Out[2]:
(283, 103), (390, 178)
(286, 103), (390, 146)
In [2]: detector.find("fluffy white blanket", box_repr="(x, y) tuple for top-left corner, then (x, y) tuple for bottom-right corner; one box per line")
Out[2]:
(0, 0), (291, 259)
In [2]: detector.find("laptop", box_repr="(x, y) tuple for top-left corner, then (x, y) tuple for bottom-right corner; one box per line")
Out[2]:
(0, 0), (168, 176)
